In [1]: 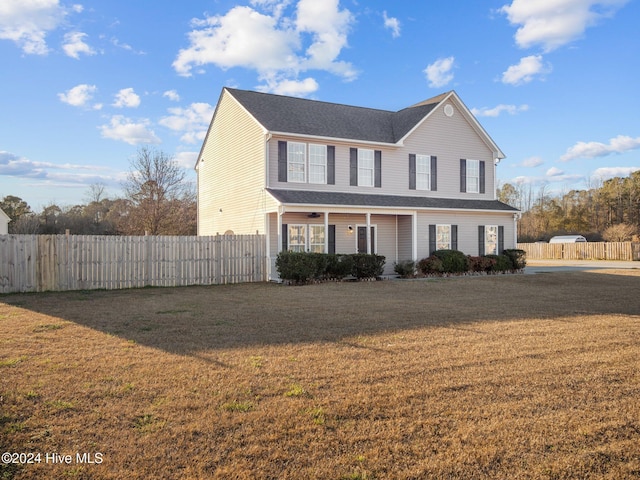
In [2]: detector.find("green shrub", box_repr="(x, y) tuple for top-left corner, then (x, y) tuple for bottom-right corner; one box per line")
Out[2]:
(467, 255), (496, 273)
(394, 260), (416, 278)
(276, 252), (385, 283)
(503, 249), (527, 270)
(275, 251), (318, 283)
(485, 254), (512, 272)
(351, 254), (386, 279)
(417, 256), (444, 275)
(431, 250), (470, 273)
(325, 254), (354, 280)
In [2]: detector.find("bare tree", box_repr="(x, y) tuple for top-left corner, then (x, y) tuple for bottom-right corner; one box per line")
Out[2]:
(122, 147), (193, 235)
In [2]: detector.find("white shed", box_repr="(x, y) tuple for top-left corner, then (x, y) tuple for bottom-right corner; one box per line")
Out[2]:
(0, 208), (9, 235)
(549, 235), (587, 243)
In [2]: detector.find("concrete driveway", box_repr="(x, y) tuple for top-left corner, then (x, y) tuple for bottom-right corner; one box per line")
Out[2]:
(525, 259), (640, 274)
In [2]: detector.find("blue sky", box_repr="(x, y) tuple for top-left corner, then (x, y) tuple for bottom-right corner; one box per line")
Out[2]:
(1, 0), (639, 210)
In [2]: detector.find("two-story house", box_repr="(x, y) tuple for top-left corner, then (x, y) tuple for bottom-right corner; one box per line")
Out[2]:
(196, 87), (519, 278)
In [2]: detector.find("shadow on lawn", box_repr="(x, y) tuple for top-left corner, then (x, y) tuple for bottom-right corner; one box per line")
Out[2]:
(2, 271), (640, 356)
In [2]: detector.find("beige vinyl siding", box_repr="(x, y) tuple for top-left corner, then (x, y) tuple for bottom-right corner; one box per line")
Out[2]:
(198, 90), (270, 235)
(267, 101), (496, 200)
(397, 216), (413, 262)
(417, 210), (516, 259)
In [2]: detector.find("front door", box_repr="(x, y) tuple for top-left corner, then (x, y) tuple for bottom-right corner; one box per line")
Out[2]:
(357, 226), (376, 254)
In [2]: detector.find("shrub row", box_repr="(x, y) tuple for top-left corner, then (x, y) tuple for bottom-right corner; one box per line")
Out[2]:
(394, 249), (527, 278)
(276, 252), (386, 284)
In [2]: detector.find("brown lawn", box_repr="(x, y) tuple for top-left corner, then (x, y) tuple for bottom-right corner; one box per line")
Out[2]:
(1, 270), (640, 479)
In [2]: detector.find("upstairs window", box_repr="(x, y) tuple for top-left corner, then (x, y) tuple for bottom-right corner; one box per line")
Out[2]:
(460, 159), (485, 194)
(278, 141), (333, 185)
(287, 142), (306, 183)
(416, 154), (431, 191)
(358, 149), (375, 187)
(466, 159), (479, 193)
(308, 144), (327, 184)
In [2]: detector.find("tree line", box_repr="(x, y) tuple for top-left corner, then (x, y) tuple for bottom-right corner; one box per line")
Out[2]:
(1, 148), (197, 236)
(498, 170), (640, 242)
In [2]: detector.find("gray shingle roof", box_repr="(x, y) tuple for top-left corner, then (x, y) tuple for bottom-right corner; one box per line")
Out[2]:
(266, 189), (519, 212)
(226, 88), (440, 144)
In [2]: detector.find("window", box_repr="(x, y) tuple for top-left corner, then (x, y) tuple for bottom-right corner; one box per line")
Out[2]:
(358, 149), (375, 187)
(485, 225), (498, 255)
(288, 225), (306, 252)
(287, 224), (325, 252)
(308, 144), (327, 184)
(287, 142), (306, 182)
(436, 225), (451, 250)
(467, 159), (479, 193)
(416, 154), (431, 191)
(309, 225), (326, 253)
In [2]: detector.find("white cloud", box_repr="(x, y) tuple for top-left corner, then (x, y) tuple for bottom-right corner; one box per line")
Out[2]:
(560, 135), (640, 162)
(500, 0), (629, 52)
(0, 150), (108, 182)
(296, 0), (355, 79)
(472, 103), (529, 117)
(163, 90), (180, 102)
(592, 166), (640, 180)
(546, 166), (564, 177)
(173, 6), (299, 76)
(174, 151), (199, 169)
(113, 88), (141, 108)
(424, 56), (455, 88)
(99, 116), (160, 145)
(521, 156), (544, 168)
(58, 84), (99, 108)
(173, 1), (355, 94)
(62, 31), (96, 59)
(501, 55), (551, 85)
(159, 103), (214, 144)
(383, 11), (400, 38)
(257, 76), (318, 96)
(0, 0), (66, 54)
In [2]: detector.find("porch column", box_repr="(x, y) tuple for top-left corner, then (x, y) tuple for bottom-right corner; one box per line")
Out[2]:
(277, 207), (283, 252)
(412, 212), (418, 262)
(324, 211), (329, 253)
(366, 212), (371, 254)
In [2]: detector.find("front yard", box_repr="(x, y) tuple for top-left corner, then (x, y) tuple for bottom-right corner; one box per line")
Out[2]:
(1, 271), (639, 479)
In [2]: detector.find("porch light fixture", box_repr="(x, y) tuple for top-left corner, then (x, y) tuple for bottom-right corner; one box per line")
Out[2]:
(347, 225), (353, 234)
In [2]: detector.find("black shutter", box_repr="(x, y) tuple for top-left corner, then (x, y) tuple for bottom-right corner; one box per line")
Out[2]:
(460, 159), (467, 193)
(327, 146), (335, 185)
(282, 223), (288, 251)
(478, 226), (485, 255)
(479, 160), (486, 194)
(429, 224), (436, 255)
(498, 226), (504, 254)
(431, 156), (437, 191)
(278, 141), (288, 182)
(328, 225), (336, 254)
(374, 150), (382, 188)
(451, 225), (458, 250)
(409, 154), (416, 190)
(350, 148), (358, 186)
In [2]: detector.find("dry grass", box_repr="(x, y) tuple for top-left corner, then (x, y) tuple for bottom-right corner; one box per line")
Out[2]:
(1, 270), (640, 479)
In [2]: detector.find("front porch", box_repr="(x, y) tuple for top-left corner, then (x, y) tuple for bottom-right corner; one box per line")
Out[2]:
(266, 209), (418, 280)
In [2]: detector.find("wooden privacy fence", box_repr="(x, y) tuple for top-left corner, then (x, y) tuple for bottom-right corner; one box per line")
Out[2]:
(0, 234), (267, 293)
(517, 242), (640, 261)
